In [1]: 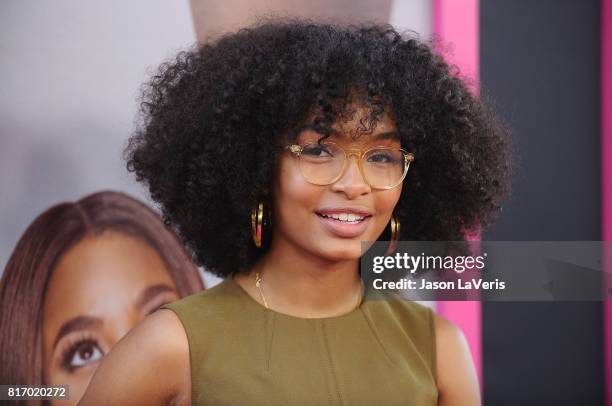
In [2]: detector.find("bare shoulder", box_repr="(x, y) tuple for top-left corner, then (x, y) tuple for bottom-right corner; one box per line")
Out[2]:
(78, 309), (190, 406)
(433, 313), (481, 406)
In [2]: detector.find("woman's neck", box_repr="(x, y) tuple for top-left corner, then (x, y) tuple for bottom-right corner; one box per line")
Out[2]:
(234, 237), (363, 318)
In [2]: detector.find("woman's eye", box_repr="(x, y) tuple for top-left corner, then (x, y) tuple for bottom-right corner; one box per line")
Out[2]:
(367, 151), (396, 164)
(63, 339), (104, 370)
(301, 145), (333, 157)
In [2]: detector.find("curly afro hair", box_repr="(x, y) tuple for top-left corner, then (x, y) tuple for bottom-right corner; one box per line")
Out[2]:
(126, 18), (513, 278)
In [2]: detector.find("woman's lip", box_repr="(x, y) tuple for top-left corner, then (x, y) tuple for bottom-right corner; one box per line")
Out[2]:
(315, 206), (373, 216)
(316, 213), (371, 238)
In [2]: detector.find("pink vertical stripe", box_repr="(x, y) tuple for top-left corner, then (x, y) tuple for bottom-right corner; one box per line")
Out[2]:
(432, 0), (483, 390)
(603, 1), (612, 405)
(432, 0), (480, 94)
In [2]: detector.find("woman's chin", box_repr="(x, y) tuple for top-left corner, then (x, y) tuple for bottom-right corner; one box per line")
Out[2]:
(314, 240), (365, 262)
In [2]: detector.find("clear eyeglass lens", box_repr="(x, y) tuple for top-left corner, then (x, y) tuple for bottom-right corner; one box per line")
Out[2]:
(297, 142), (407, 188)
(362, 148), (406, 188)
(298, 142), (345, 185)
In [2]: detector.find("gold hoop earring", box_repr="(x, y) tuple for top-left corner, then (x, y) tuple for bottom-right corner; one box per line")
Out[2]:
(251, 201), (263, 248)
(385, 213), (400, 255)
(251, 200), (271, 248)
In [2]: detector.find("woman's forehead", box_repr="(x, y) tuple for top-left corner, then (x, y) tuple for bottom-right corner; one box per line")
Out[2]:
(286, 99), (400, 146)
(298, 125), (399, 140)
(304, 99), (397, 135)
(295, 122), (400, 147)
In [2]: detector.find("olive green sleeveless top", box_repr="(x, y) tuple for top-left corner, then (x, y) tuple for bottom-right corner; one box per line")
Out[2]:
(161, 277), (438, 405)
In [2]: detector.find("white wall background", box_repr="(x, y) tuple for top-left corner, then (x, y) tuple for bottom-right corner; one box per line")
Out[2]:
(390, 0), (431, 40)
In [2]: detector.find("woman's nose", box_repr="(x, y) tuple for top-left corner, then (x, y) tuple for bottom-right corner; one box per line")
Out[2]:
(330, 156), (371, 198)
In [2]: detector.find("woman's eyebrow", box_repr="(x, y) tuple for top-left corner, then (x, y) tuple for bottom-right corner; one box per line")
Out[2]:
(330, 129), (401, 141)
(372, 130), (400, 140)
(295, 125), (399, 140)
(135, 283), (176, 309)
(294, 124), (329, 136)
(53, 316), (103, 350)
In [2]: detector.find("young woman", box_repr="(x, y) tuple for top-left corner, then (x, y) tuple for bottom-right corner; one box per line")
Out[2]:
(0, 190), (204, 405)
(80, 19), (512, 405)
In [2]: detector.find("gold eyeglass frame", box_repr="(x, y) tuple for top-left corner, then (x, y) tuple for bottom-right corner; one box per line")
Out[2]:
(286, 141), (415, 190)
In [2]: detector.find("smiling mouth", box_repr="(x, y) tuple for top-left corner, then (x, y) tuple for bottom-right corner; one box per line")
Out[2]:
(316, 212), (371, 224)
(314, 211), (373, 238)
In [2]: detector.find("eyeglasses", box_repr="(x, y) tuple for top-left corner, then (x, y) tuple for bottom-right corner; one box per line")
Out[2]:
(285, 141), (414, 190)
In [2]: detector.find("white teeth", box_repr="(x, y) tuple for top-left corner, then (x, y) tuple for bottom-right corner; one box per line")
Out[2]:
(320, 212), (366, 222)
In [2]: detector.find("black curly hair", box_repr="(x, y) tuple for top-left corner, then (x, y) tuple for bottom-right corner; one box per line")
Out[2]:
(126, 17), (513, 278)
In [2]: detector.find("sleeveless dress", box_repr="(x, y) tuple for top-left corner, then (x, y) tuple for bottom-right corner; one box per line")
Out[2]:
(161, 276), (438, 406)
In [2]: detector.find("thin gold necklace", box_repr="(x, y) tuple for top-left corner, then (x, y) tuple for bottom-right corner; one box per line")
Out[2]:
(254, 272), (269, 308)
(254, 271), (365, 312)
